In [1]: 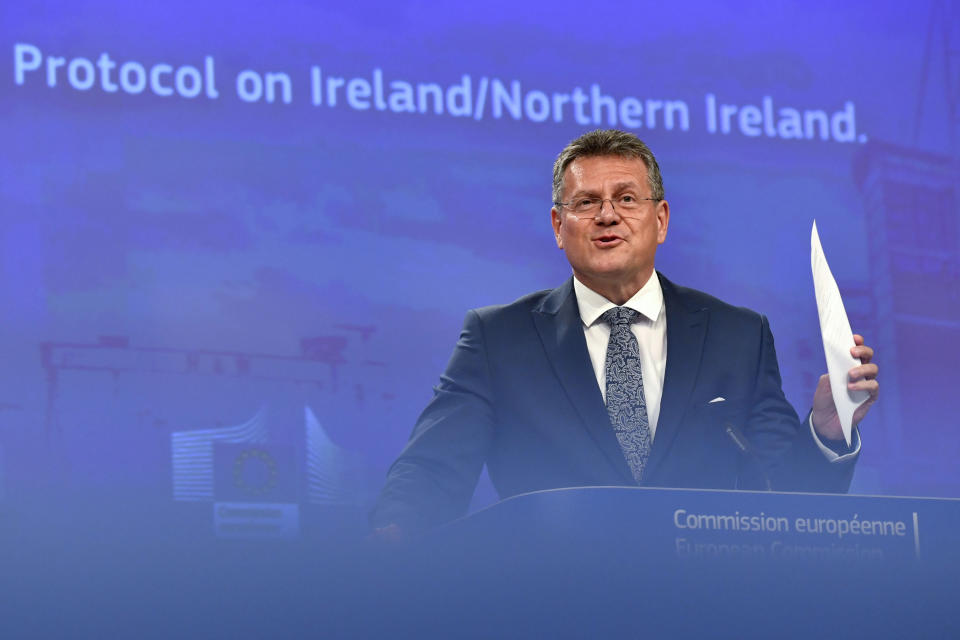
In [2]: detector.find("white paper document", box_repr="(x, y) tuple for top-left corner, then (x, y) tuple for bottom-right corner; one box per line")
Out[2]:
(811, 221), (868, 446)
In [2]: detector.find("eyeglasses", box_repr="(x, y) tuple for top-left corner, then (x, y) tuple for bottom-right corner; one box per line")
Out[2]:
(553, 195), (662, 220)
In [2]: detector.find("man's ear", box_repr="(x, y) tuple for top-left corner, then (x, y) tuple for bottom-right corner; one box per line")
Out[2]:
(551, 207), (563, 248)
(656, 199), (670, 245)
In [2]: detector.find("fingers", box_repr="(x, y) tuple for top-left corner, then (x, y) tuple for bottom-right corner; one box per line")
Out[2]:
(848, 377), (879, 397)
(850, 336), (873, 363)
(848, 360), (879, 396)
(848, 361), (879, 401)
(848, 362), (878, 381)
(849, 335), (879, 423)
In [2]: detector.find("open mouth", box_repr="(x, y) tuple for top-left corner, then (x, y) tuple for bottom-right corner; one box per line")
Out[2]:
(593, 235), (623, 247)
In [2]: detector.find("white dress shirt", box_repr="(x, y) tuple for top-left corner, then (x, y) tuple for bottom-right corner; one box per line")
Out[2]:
(573, 272), (667, 439)
(572, 273), (859, 461)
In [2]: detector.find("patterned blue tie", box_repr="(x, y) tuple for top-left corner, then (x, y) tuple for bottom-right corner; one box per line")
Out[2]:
(601, 306), (652, 483)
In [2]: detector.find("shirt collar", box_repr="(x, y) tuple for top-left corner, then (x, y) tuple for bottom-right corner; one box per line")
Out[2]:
(573, 271), (664, 328)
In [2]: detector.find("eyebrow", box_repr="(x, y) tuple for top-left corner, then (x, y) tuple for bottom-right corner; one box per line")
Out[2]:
(570, 181), (644, 198)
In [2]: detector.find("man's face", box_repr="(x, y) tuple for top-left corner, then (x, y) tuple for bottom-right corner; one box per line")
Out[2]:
(551, 155), (670, 294)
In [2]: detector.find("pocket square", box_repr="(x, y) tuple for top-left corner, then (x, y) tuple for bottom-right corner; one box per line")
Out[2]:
(708, 397), (726, 404)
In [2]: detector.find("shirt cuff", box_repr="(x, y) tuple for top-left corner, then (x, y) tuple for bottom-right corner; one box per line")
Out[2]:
(808, 414), (861, 462)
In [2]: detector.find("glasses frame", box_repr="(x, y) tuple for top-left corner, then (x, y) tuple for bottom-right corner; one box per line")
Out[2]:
(553, 196), (663, 220)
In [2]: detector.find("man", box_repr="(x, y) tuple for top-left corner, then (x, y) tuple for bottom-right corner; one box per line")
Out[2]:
(371, 129), (878, 534)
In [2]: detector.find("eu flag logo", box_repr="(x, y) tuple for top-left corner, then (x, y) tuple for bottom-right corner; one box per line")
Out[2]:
(214, 442), (299, 503)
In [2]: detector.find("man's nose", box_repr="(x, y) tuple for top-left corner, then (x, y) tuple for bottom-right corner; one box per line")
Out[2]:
(595, 199), (620, 223)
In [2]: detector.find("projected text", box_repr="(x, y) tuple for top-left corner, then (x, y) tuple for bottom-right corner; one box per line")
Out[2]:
(12, 42), (867, 143)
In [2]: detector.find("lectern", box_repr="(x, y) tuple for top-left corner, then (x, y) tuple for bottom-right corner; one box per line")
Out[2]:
(362, 487), (960, 638)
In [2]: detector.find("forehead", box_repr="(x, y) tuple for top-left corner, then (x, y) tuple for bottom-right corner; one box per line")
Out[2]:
(563, 155), (648, 194)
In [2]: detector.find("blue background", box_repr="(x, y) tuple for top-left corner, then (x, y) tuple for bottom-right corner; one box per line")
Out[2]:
(1, 0), (958, 547)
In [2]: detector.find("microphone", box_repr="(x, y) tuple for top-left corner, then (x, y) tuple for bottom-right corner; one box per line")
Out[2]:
(724, 422), (772, 491)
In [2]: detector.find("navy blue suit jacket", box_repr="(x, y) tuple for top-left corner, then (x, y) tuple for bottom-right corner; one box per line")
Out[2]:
(372, 273), (856, 530)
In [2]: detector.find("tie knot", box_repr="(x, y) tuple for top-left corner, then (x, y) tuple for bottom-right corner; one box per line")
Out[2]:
(601, 306), (639, 327)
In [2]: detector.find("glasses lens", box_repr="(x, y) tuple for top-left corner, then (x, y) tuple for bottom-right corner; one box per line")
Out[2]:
(573, 199), (598, 215)
(565, 196), (654, 218)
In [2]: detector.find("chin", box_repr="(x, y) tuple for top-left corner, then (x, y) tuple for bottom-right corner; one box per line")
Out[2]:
(589, 261), (634, 277)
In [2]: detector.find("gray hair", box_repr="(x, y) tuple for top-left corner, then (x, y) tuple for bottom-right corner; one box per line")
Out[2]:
(552, 129), (665, 205)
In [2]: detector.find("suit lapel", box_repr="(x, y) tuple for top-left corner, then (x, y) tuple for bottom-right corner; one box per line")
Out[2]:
(532, 279), (636, 484)
(644, 273), (708, 481)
